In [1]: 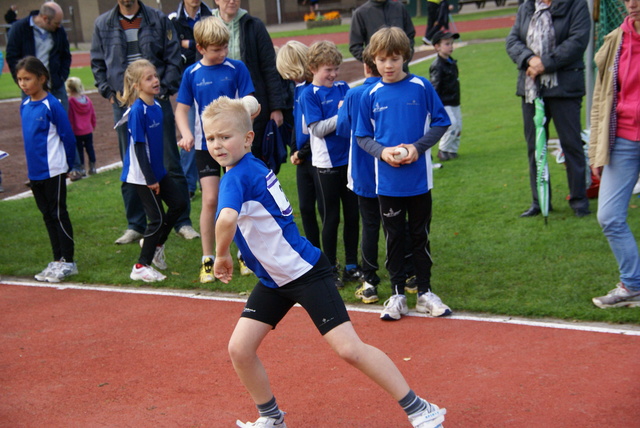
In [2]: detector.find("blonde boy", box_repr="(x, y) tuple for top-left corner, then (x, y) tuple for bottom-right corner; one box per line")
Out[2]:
(299, 40), (362, 288)
(175, 16), (254, 283)
(204, 95), (446, 428)
(355, 27), (452, 320)
(275, 41), (321, 249)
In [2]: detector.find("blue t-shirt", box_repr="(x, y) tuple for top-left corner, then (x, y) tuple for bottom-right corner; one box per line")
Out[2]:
(176, 58), (254, 150)
(355, 74), (450, 197)
(336, 77), (380, 199)
(217, 153), (321, 288)
(121, 98), (167, 185)
(20, 93), (76, 181)
(293, 81), (311, 151)
(300, 81), (350, 168)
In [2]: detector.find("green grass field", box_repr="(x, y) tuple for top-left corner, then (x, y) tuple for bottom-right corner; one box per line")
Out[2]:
(1, 12), (638, 325)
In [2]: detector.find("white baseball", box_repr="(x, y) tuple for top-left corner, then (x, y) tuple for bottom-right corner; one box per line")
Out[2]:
(241, 95), (260, 115)
(393, 147), (409, 160)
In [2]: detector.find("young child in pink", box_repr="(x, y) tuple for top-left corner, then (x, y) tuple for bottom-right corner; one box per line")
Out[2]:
(66, 77), (97, 175)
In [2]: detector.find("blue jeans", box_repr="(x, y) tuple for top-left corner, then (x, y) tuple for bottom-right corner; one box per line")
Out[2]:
(597, 137), (640, 291)
(112, 99), (192, 233)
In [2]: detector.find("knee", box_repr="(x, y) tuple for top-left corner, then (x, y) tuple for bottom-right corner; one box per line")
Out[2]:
(228, 338), (253, 367)
(333, 340), (364, 366)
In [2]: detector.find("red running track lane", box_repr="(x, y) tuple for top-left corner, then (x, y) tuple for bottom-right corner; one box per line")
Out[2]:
(1, 282), (639, 427)
(23, 16), (515, 71)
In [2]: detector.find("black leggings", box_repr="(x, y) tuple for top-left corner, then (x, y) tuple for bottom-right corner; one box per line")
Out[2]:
(31, 174), (74, 262)
(314, 165), (359, 267)
(134, 175), (188, 266)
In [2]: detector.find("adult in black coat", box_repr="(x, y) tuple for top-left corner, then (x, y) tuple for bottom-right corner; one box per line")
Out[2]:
(212, 1), (288, 161)
(506, 0), (591, 218)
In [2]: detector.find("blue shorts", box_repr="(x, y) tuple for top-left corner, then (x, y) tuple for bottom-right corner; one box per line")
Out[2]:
(241, 254), (350, 335)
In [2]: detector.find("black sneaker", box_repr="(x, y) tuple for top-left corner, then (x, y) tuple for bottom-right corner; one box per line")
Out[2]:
(355, 282), (379, 303)
(343, 266), (364, 283)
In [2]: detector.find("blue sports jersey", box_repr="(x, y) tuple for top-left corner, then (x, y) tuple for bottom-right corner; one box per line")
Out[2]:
(176, 58), (254, 150)
(336, 77), (380, 199)
(217, 153), (321, 288)
(121, 98), (167, 185)
(300, 81), (350, 168)
(20, 93), (76, 181)
(355, 74), (450, 197)
(293, 81), (311, 151)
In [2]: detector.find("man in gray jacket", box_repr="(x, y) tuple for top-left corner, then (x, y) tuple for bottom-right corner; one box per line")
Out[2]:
(91, 0), (199, 244)
(349, 0), (415, 71)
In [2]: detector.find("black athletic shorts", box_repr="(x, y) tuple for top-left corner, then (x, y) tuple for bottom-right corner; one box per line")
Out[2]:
(241, 254), (351, 335)
(196, 149), (221, 178)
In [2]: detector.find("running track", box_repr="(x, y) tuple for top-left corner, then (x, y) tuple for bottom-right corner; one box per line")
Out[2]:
(1, 280), (638, 427)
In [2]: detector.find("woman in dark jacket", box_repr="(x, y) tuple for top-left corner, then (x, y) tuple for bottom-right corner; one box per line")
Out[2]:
(212, 1), (287, 161)
(506, 0), (591, 218)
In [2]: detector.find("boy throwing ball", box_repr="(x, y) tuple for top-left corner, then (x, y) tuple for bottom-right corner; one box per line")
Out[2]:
(204, 96), (446, 427)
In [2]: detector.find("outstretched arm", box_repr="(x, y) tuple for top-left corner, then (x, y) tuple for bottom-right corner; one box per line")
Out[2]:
(214, 208), (239, 283)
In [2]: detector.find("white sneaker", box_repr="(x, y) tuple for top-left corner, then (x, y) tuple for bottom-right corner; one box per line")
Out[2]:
(176, 225), (200, 240)
(416, 291), (452, 317)
(380, 294), (409, 321)
(35, 261), (60, 282)
(130, 264), (166, 282)
(236, 411), (286, 427)
(409, 400), (446, 428)
(46, 259), (78, 283)
(115, 229), (143, 245)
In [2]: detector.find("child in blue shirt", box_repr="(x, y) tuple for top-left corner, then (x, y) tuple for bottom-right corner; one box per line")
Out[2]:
(337, 48), (382, 303)
(118, 59), (188, 282)
(203, 96), (446, 428)
(17, 56), (78, 283)
(275, 40), (321, 249)
(175, 16), (255, 284)
(299, 40), (361, 288)
(356, 27), (452, 321)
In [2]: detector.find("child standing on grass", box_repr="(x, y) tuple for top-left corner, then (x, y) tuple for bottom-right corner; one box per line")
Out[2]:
(275, 40), (321, 249)
(356, 27), (452, 321)
(17, 56), (78, 283)
(175, 16), (254, 284)
(299, 40), (362, 289)
(205, 96), (446, 428)
(118, 59), (188, 283)
(66, 77), (98, 175)
(336, 48), (382, 303)
(429, 31), (461, 162)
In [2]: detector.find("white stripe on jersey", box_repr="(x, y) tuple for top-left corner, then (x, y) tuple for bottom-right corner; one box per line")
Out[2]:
(237, 200), (314, 286)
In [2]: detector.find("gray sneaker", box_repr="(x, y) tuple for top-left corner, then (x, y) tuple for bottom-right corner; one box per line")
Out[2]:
(46, 260), (78, 283)
(176, 225), (200, 240)
(416, 291), (452, 317)
(592, 283), (640, 308)
(408, 399), (446, 428)
(35, 261), (60, 282)
(115, 229), (144, 245)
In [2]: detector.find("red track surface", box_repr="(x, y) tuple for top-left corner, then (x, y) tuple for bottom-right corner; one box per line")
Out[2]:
(1, 283), (639, 427)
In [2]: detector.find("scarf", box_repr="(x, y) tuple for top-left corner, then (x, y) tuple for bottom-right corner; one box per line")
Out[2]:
(525, 0), (558, 103)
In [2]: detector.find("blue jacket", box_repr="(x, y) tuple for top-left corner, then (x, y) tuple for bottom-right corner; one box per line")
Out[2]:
(90, 1), (182, 101)
(168, 1), (212, 67)
(6, 10), (71, 91)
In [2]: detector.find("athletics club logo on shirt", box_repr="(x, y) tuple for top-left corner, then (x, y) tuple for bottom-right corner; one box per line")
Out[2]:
(149, 120), (161, 128)
(196, 78), (213, 87)
(406, 100), (420, 106)
(373, 103), (388, 113)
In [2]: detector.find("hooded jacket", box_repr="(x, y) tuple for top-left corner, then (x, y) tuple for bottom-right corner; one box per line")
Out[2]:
(68, 95), (97, 136)
(589, 16), (640, 168)
(349, 0), (415, 62)
(505, 0), (590, 98)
